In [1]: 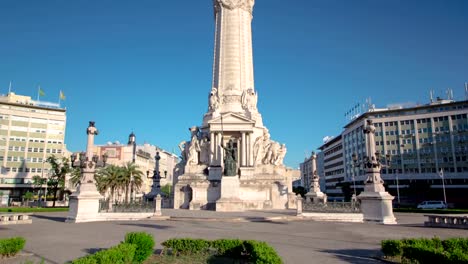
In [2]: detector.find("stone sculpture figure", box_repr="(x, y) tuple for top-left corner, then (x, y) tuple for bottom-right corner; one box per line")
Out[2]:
(178, 141), (188, 162)
(209, 88), (220, 111)
(253, 129), (270, 165)
(199, 137), (211, 165)
(263, 141), (280, 165)
(222, 139), (237, 176)
(187, 127), (201, 165)
(241, 88), (258, 111)
(274, 144), (287, 165)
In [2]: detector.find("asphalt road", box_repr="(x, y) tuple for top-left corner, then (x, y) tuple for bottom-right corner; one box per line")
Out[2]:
(1, 211), (467, 264)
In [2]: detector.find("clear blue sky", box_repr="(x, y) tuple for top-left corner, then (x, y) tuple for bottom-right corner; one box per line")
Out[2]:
(1, 0), (467, 168)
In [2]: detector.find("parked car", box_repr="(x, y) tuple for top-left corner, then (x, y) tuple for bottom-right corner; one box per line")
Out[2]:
(417, 201), (447, 209)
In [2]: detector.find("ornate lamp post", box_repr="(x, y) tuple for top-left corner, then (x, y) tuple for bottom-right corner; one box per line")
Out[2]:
(66, 121), (108, 223)
(128, 132), (136, 202)
(146, 152), (166, 200)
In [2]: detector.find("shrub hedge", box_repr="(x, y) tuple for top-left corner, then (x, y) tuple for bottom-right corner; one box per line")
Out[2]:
(71, 243), (136, 264)
(381, 237), (468, 264)
(124, 232), (155, 263)
(161, 238), (283, 264)
(0, 237), (26, 257)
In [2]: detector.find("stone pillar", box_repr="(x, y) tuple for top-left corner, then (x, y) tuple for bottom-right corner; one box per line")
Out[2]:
(154, 194), (162, 217)
(248, 132), (253, 166)
(217, 133), (223, 166)
(210, 132), (215, 164)
(241, 132), (246, 166)
(296, 196), (303, 216)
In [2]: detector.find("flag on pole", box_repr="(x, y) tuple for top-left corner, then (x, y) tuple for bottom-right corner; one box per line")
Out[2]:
(59, 90), (66, 100)
(38, 87), (45, 97)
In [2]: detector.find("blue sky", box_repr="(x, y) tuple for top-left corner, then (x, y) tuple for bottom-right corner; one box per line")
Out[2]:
(1, 0), (467, 168)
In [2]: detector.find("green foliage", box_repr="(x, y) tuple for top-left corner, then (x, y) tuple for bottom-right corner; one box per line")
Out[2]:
(46, 155), (73, 207)
(244, 240), (283, 264)
(0, 237), (26, 257)
(161, 238), (283, 263)
(210, 239), (245, 257)
(162, 238), (210, 255)
(161, 184), (172, 197)
(381, 237), (468, 264)
(124, 232), (155, 263)
(292, 186), (306, 198)
(0, 207), (68, 213)
(381, 240), (403, 257)
(71, 243), (136, 264)
(23, 191), (34, 201)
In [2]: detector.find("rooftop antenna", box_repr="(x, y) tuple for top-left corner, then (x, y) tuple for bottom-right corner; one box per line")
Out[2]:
(450, 89), (454, 100)
(465, 82), (468, 100)
(430, 90), (434, 103)
(8, 81), (12, 94)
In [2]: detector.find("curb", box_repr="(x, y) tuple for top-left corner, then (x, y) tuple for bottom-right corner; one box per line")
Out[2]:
(166, 215), (304, 223)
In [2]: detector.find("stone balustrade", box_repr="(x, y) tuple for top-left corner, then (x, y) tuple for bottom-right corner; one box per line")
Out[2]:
(0, 213), (32, 225)
(425, 214), (468, 229)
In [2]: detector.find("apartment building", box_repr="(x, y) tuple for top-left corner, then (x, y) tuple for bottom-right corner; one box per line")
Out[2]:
(0, 92), (67, 200)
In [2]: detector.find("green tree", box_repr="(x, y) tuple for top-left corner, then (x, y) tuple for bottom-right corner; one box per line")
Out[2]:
(95, 165), (125, 203)
(292, 186), (307, 198)
(161, 184), (172, 197)
(23, 191), (34, 206)
(46, 155), (72, 207)
(121, 162), (144, 203)
(69, 167), (82, 188)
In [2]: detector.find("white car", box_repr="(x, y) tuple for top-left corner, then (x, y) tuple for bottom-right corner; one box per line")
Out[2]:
(417, 201), (447, 209)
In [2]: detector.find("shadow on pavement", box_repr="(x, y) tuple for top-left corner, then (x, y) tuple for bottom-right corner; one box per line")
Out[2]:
(83, 247), (107, 254)
(245, 218), (287, 224)
(321, 249), (384, 264)
(32, 214), (67, 222)
(118, 223), (173, 229)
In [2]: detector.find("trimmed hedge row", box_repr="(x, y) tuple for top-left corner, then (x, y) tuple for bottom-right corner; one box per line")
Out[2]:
(0, 237), (26, 257)
(382, 237), (468, 263)
(162, 238), (283, 264)
(71, 232), (154, 264)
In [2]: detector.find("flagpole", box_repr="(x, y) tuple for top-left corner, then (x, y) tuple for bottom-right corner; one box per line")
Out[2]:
(8, 81), (12, 94)
(440, 169), (447, 205)
(37, 85), (40, 101)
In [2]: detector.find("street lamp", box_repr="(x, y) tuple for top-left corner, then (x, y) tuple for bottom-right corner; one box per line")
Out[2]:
(146, 152), (166, 200)
(351, 153), (358, 197)
(128, 132), (136, 202)
(383, 153), (400, 204)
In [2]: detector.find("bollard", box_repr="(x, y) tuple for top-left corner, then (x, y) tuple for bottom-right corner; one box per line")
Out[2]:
(296, 196), (303, 216)
(154, 194), (162, 217)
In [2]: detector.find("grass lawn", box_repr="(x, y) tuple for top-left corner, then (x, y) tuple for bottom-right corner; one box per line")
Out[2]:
(0, 207), (69, 213)
(394, 208), (468, 214)
(144, 253), (248, 264)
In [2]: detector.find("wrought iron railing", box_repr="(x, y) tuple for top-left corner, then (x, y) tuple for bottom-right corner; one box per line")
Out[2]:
(99, 199), (155, 213)
(303, 200), (361, 213)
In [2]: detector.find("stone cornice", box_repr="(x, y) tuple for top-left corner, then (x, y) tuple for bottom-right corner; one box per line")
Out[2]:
(214, 0), (255, 14)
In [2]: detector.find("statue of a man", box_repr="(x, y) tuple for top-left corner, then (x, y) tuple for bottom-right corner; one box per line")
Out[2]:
(222, 139), (237, 176)
(209, 88), (220, 111)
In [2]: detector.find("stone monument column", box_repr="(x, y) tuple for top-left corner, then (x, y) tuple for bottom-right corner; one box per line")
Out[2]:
(358, 120), (397, 224)
(305, 152), (326, 203)
(210, 0), (256, 114)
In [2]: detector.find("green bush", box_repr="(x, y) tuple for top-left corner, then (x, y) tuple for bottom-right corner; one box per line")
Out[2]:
(211, 239), (245, 257)
(162, 238), (210, 255)
(71, 243), (136, 264)
(124, 232), (155, 263)
(0, 237), (26, 257)
(448, 248), (468, 263)
(381, 240), (403, 257)
(443, 238), (468, 253)
(244, 240), (283, 264)
(402, 245), (447, 264)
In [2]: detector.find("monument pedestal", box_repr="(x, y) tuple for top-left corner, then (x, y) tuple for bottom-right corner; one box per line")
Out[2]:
(305, 191), (326, 204)
(359, 178), (397, 225)
(216, 176), (244, 212)
(66, 182), (103, 223)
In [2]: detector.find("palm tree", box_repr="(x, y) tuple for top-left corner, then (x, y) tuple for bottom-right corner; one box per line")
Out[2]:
(96, 165), (124, 203)
(69, 168), (82, 188)
(121, 162), (144, 203)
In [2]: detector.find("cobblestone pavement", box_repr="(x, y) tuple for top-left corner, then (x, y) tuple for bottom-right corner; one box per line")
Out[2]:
(2, 211), (467, 264)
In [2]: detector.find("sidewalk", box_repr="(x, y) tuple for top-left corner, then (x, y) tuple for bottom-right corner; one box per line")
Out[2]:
(163, 209), (299, 222)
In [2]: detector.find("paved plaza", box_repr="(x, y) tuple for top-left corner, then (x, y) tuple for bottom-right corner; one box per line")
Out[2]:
(2, 211), (468, 264)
